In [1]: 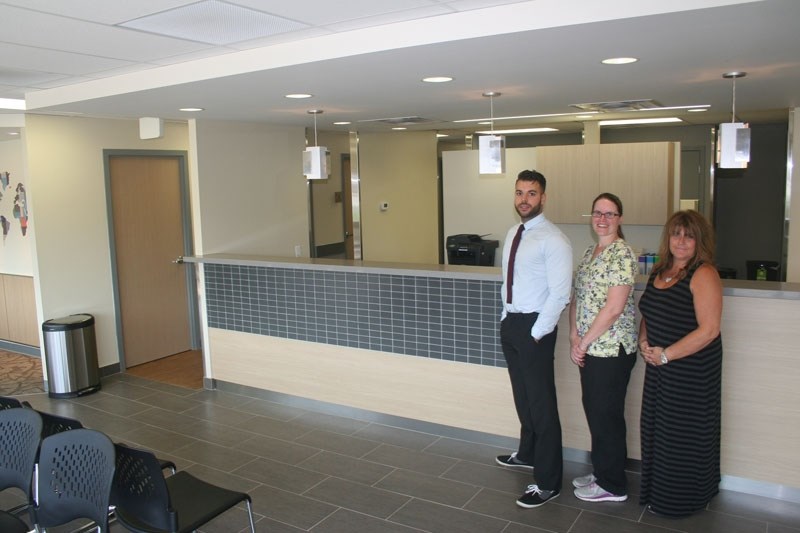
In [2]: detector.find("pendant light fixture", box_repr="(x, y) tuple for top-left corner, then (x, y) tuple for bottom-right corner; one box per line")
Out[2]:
(716, 72), (750, 169)
(303, 109), (330, 180)
(478, 91), (505, 174)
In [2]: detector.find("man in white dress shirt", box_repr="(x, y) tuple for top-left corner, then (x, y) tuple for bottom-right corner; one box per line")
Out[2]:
(495, 169), (572, 508)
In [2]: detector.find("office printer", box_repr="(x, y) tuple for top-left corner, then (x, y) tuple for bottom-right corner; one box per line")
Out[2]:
(446, 234), (499, 266)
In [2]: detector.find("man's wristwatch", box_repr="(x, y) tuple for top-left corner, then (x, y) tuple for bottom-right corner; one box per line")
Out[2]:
(660, 348), (670, 365)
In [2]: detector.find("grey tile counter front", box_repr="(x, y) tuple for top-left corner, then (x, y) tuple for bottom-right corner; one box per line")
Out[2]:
(204, 264), (505, 367)
(195, 253), (800, 372)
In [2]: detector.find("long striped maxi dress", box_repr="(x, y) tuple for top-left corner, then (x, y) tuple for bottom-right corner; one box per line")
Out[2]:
(637, 263), (722, 517)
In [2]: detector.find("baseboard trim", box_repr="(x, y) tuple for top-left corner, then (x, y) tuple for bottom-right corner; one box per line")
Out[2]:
(0, 340), (40, 357)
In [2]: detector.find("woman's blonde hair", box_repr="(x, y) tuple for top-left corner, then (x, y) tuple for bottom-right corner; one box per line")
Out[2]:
(653, 210), (716, 276)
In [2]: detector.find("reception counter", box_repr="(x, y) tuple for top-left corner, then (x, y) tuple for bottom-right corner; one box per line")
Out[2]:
(185, 253), (800, 499)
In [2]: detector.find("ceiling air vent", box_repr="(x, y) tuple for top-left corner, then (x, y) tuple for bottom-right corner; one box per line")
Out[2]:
(570, 99), (662, 112)
(359, 116), (438, 126)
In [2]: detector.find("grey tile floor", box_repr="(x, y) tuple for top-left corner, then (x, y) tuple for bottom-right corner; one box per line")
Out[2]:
(6, 373), (800, 533)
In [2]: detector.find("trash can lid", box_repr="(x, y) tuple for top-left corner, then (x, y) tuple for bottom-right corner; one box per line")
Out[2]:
(42, 313), (95, 331)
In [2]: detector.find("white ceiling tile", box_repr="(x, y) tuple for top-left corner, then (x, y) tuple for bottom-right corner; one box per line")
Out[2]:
(0, 67), (68, 87)
(0, 43), (133, 76)
(323, 5), (454, 32)
(0, 0), (198, 24)
(234, 0), (439, 26)
(230, 28), (334, 51)
(442, 0), (529, 11)
(148, 48), (241, 66)
(0, 4), (211, 61)
(29, 76), (97, 90)
(120, 0), (309, 46)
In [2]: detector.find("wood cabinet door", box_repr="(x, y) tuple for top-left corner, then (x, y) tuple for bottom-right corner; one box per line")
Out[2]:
(599, 142), (674, 225)
(3, 275), (39, 346)
(536, 144), (600, 223)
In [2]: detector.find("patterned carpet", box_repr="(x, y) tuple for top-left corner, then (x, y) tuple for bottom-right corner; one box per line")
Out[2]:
(0, 349), (44, 395)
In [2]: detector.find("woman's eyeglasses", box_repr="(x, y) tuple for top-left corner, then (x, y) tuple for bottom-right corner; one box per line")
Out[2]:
(591, 211), (620, 220)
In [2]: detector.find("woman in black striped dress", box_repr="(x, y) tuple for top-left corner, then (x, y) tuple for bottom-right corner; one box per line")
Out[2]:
(637, 210), (723, 517)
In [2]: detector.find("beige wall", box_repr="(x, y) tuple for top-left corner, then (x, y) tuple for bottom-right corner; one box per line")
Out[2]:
(358, 131), (439, 264)
(190, 120), (308, 257)
(25, 115), (188, 367)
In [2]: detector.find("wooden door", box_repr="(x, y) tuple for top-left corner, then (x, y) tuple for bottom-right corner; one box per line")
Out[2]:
(109, 156), (192, 367)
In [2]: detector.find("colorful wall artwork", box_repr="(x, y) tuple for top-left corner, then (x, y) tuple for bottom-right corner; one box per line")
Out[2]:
(0, 172), (29, 240)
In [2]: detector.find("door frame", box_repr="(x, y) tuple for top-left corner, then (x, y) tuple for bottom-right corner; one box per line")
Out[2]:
(103, 149), (200, 371)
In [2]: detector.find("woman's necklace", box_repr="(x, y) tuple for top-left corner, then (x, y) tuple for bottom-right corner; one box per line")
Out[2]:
(662, 268), (681, 283)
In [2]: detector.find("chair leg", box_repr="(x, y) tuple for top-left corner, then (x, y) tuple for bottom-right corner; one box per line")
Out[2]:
(245, 499), (256, 532)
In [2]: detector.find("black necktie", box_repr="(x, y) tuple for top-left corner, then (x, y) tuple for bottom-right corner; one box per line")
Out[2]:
(506, 224), (524, 304)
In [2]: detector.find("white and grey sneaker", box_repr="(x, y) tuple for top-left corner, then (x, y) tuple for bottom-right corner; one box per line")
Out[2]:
(572, 472), (597, 488)
(574, 481), (628, 502)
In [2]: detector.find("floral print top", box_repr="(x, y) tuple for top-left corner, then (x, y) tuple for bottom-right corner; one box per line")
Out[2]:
(574, 239), (638, 357)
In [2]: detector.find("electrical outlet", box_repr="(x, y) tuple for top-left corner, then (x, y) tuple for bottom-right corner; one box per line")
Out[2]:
(294, 245), (302, 257)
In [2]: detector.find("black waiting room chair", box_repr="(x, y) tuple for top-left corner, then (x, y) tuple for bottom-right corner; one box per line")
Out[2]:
(34, 428), (116, 533)
(0, 395), (31, 410)
(0, 407), (42, 519)
(37, 410), (84, 438)
(112, 442), (256, 532)
(35, 410), (176, 474)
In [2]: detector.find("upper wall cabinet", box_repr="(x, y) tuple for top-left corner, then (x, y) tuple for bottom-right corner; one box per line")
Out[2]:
(536, 144), (599, 224)
(536, 142), (676, 225)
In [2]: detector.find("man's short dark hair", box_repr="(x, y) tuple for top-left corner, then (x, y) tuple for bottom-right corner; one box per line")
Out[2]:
(517, 169), (546, 192)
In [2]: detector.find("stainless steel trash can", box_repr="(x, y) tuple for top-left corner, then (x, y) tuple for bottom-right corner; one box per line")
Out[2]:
(42, 313), (101, 398)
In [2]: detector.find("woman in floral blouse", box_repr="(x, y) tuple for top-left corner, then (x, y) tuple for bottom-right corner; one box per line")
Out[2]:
(568, 192), (638, 503)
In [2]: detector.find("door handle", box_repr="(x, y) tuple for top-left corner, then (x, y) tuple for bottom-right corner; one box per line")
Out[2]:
(172, 256), (184, 264)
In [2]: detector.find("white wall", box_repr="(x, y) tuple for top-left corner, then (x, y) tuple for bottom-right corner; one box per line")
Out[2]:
(25, 115), (189, 367)
(0, 138), (33, 275)
(190, 120), (308, 257)
(442, 147), (664, 266)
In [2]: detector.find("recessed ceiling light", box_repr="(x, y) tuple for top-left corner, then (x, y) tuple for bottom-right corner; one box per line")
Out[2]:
(285, 93), (312, 99)
(475, 127), (559, 134)
(7, 131), (19, 136)
(598, 117), (682, 126)
(422, 76), (453, 83)
(477, 121), (493, 125)
(179, 107), (204, 112)
(436, 133), (449, 138)
(601, 57), (638, 65)
(688, 108), (708, 113)
(392, 127), (407, 131)
(333, 121), (351, 125)
(630, 104), (709, 112)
